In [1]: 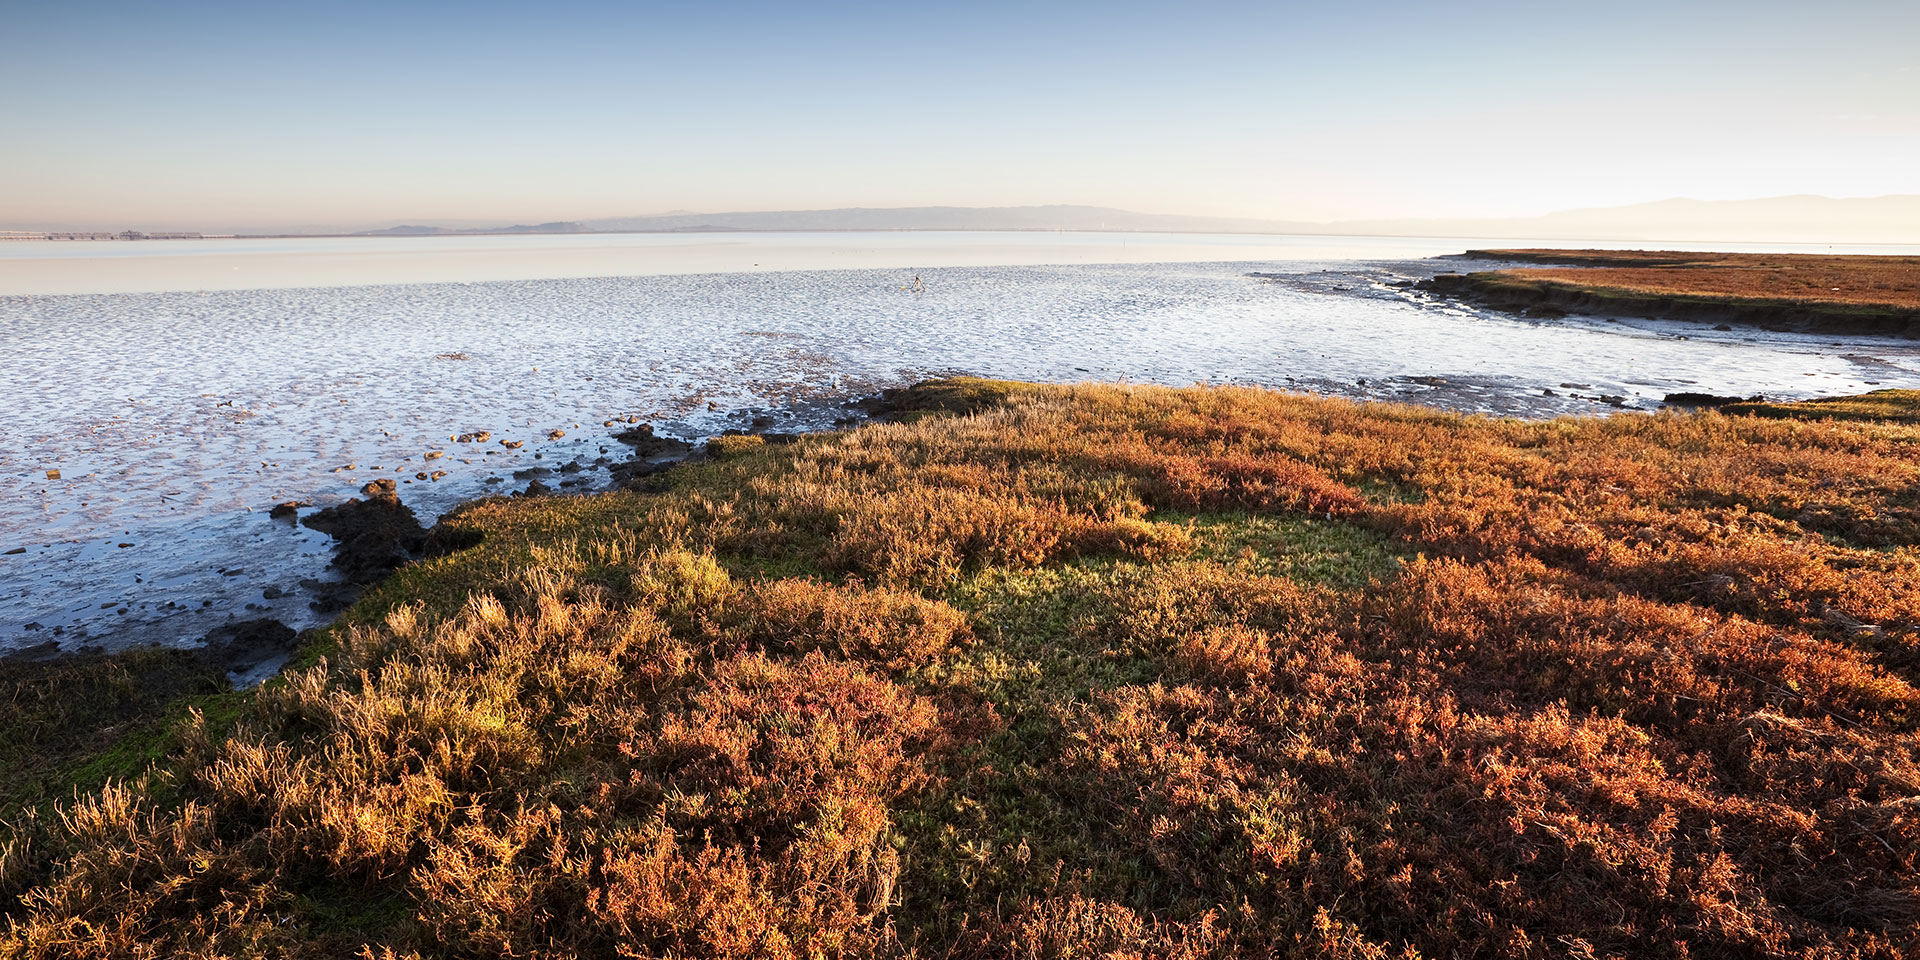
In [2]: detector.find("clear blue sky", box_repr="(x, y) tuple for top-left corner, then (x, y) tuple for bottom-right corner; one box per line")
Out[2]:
(4, 0), (1915, 229)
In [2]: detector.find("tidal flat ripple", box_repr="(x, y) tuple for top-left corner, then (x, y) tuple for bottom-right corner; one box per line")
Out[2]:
(3, 258), (1918, 654)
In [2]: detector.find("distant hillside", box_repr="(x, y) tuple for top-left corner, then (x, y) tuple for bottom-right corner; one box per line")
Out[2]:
(250, 195), (1920, 244)
(356, 224), (458, 236)
(1338, 195), (1920, 244)
(577, 204), (1317, 235)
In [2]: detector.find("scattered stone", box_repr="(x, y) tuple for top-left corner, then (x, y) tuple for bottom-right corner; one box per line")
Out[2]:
(519, 479), (552, 497)
(430, 470), (447, 481)
(415, 472), (430, 480)
(424, 450), (444, 461)
(262, 585), (284, 599)
(500, 440), (524, 449)
(268, 500), (309, 519)
(548, 429), (566, 440)
(1713, 324), (1735, 331)
(3, 547), (24, 555)
(45, 469), (60, 480)
(456, 431), (492, 443)
(361, 478), (397, 498)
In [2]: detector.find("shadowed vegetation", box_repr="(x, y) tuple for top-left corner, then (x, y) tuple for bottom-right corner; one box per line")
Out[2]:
(0, 649), (238, 816)
(6, 378), (1920, 958)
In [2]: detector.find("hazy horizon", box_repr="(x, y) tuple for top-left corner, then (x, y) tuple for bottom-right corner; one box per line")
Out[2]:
(5, 0), (1915, 232)
(10, 195), (1920, 245)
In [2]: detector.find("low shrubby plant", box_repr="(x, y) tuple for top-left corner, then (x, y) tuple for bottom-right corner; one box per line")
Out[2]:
(5, 379), (1919, 958)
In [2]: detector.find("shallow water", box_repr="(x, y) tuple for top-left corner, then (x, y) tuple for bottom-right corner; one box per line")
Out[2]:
(9, 231), (1918, 297)
(3, 242), (1919, 656)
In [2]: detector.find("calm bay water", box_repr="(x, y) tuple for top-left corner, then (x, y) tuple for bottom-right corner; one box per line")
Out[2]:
(3, 232), (1918, 656)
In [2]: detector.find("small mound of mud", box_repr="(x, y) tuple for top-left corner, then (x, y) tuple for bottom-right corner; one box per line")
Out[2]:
(1663, 392), (1765, 408)
(608, 422), (697, 490)
(199, 617), (297, 679)
(302, 482), (428, 584)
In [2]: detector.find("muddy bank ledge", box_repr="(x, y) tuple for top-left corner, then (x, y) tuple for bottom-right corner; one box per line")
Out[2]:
(1421, 248), (1920, 338)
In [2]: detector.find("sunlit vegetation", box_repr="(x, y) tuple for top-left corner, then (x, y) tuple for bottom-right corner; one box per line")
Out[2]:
(1722, 388), (1920, 424)
(6, 378), (1920, 958)
(1473, 249), (1920, 311)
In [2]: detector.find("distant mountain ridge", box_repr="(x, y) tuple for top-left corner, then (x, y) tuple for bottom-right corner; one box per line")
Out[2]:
(577, 205), (1309, 235)
(354, 206), (1309, 237)
(20, 196), (1899, 243)
(344, 196), (1920, 244)
(1345, 195), (1920, 245)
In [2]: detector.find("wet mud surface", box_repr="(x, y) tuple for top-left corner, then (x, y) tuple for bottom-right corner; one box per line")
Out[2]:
(5, 258), (1919, 656)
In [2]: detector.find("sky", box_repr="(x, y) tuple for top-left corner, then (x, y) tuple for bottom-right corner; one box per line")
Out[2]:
(2, 0), (1917, 231)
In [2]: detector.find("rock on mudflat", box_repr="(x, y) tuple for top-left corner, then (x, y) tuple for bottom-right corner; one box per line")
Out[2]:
(1663, 392), (1765, 408)
(302, 481), (427, 583)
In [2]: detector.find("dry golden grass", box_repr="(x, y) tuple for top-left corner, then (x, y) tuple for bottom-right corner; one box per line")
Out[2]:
(5, 379), (1920, 958)
(1723, 389), (1920, 424)
(1475, 249), (1920, 310)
